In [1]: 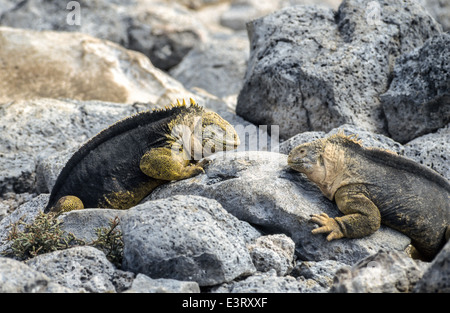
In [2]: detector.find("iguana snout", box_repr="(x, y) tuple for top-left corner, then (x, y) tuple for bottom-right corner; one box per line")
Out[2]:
(287, 141), (324, 175)
(201, 111), (240, 156)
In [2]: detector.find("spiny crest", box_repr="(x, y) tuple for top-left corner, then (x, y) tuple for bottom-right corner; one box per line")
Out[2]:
(151, 98), (203, 113)
(327, 129), (363, 147)
(326, 130), (398, 156)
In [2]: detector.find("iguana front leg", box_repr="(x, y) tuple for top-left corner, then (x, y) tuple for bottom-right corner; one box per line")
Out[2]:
(140, 147), (207, 181)
(311, 184), (381, 240)
(310, 213), (344, 241)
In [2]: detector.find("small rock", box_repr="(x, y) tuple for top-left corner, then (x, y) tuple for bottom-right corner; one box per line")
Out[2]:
(121, 195), (256, 286)
(26, 246), (118, 293)
(278, 131), (326, 155)
(291, 259), (348, 290)
(331, 250), (428, 293)
(212, 269), (323, 293)
(0, 257), (73, 293)
(248, 234), (295, 276)
(124, 273), (200, 293)
(414, 240), (450, 292)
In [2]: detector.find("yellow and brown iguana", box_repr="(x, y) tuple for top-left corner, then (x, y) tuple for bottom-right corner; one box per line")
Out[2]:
(45, 99), (240, 213)
(287, 132), (450, 260)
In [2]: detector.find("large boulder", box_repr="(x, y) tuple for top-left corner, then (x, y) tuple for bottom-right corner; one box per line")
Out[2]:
(121, 195), (257, 286)
(236, 0), (441, 140)
(149, 151), (411, 264)
(381, 33), (450, 143)
(0, 0), (209, 71)
(0, 27), (198, 104)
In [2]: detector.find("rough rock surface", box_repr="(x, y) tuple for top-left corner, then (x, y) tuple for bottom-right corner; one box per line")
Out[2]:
(25, 246), (118, 293)
(331, 250), (428, 293)
(212, 269), (324, 293)
(121, 195), (257, 286)
(419, 0), (450, 32)
(58, 209), (126, 243)
(124, 273), (200, 293)
(236, 0), (442, 139)
(404, 124), (450, 181)
(0, 256), (73, 293)
(291, 259), (347, 290)
(248, 234), (295, 276)
(149, 151), (411, 264)
(381, 33), (450, 143)
(0, 0), (209, 71)
(169, 33), (249, 99)
(0, 27), (201, 104)
(220, 0), (340, 31)
(414, 240), (450, 292)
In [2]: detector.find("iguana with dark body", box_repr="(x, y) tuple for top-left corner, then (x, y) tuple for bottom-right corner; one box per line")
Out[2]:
(45, 99), (240, 213)
(287, 132), (450, 260)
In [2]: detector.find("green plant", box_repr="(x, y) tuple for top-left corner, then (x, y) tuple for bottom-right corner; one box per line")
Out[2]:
(2, 212), (84, 260)
(3, 213), (124, 268)
(90, 216), (124, 268)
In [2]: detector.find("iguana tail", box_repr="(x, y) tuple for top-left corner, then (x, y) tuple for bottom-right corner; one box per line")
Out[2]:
(446, 225), (450, 242)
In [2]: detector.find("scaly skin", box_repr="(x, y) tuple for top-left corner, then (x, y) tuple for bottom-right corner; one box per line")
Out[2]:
(287, 131), (450, 260)
(46, 99), (240, 213)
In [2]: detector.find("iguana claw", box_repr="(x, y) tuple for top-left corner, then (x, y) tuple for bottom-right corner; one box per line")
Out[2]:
(310, 213), (344, 241)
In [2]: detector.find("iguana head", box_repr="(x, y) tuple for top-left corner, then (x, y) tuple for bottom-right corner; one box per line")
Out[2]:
(201, 111), (240, 156)
(167, 99), (240, 160)
(288, 133), (352, 199)
(287, 140), (327, 182)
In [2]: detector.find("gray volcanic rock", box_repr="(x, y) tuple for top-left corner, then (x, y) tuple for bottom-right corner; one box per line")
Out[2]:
(121, 195), (256, 286)
(381, 33), (450, 143)
(331, 250), (428, 293)
(236, 0), (441, 140)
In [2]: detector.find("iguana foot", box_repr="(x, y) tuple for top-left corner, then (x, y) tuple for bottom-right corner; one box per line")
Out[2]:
(310, 213), (344, 241)
(50, 195), (84, 214)
(196, 158), (212, 169)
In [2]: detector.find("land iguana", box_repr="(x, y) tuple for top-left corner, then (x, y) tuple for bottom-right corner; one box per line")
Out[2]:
(287, 132), (450, 260)
(45, 99), (240, 213)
